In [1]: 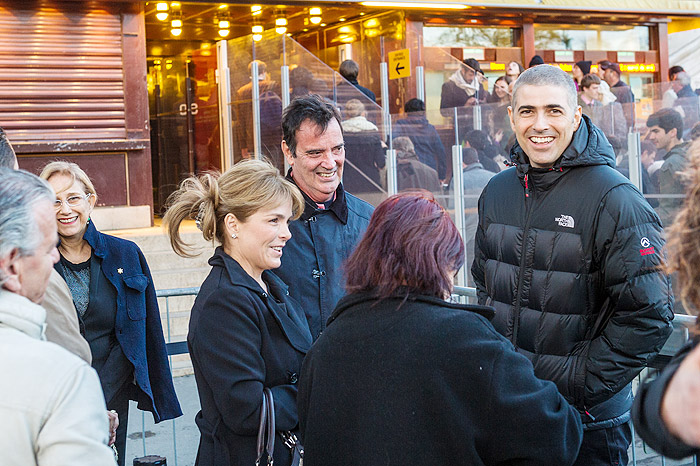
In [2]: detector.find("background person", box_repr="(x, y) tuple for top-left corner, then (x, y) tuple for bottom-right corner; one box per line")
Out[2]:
(392, 98), (448, 181)
(39, 161), (182, 466)
(472, 65), (673, 466)
(298, 192), (583, 466)
(632, 138), (700, 458)
(0, 167), (116, 465)
(341, 99), (386, 199)
(392, 136), (441, 193)
(646, 108), (690, 228)
(337, 59), (376, 104)
(164, 160), (311, 466)
(277, 95), (374, 341)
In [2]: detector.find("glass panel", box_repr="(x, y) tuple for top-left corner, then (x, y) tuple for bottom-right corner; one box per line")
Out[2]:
(423, 26), (516, 48)
(626, 92), (697, 312)
(148, 45), (221, 214)
(226, 32), (288, 171)
(225, 32), (387, 206)
(534, 25), (650, 51)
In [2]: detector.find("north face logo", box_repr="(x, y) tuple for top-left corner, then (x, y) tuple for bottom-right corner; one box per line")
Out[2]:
(555, 215), (575, 228)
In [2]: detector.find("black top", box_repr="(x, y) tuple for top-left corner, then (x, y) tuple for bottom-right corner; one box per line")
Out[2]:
(56, 252), (133, 404)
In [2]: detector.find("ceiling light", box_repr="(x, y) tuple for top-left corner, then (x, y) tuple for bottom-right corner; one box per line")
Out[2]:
(253, 34), (263, 41)
(170, 2), (180, 8)
(364, 18), (380, 28)
(219, 4), (228, 9)
(338, 26), (353, 33)
(218, 29), (230, 37)
(251, 5), (262, 15)
(252, 25), (264, 33)
(339, 18), (347, 22)
(156, 11), (169, 21)
(170, 28), (182, 36)
(156, 2), (169, 11)
(171, 18), (182, 28)
(218, 20), (230, 29)
(309, 7), (322, 15)
(310, 16), (322, 24)
(275, 17), (288, 26)
(320, 23), (326, 26)
(276, 26), (287, 34)
(360, 1), (469, 8)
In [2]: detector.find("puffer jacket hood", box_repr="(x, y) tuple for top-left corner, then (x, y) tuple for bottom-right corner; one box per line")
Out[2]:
(510, 115), (616, 177)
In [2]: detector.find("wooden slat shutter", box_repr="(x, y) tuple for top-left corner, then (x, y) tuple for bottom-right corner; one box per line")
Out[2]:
(0, 4), (126, 142)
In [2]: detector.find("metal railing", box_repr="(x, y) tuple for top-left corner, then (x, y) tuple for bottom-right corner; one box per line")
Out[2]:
(130, 286), (697, 466)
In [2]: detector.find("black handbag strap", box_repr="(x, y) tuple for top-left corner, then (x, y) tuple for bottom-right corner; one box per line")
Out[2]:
(264, 388), (275, 462)
(255, 388), (269, 466)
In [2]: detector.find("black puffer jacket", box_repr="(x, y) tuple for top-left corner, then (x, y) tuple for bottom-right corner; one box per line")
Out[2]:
(472, 116), (674, 429)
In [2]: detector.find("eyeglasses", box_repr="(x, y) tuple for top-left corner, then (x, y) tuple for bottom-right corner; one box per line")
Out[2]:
(54, 193), (91, 211)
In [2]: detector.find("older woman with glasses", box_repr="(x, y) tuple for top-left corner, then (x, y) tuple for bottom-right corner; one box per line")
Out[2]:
(39, 161), (181, 466)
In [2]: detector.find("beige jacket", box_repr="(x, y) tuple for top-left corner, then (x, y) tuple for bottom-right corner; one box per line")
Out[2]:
(0, 289), (115, 465)
(42, 269), (92, 364)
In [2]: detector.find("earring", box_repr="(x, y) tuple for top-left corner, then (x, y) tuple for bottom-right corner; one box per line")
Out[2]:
(231, 233), (238, 239)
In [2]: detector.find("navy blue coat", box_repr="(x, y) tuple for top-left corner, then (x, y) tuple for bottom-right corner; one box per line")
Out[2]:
(276, 182), (373, 340)
(189, 248), (313, 466)
(80, 221), (181, 422)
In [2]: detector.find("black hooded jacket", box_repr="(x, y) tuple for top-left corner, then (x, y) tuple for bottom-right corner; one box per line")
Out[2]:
(472, 115), (674, 429)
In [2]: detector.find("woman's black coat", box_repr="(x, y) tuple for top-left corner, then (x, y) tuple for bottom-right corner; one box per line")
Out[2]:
(298, 291), (583, 466)
(189, 247), (312, 466)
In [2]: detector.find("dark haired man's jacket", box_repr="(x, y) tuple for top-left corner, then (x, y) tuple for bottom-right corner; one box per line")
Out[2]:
(472, 115), (674, 429)
(277, 179), (374, 340)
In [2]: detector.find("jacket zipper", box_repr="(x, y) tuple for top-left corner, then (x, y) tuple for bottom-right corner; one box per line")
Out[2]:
(512, 178), (534, 348)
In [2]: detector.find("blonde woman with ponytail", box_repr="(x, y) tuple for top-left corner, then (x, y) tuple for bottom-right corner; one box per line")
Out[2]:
(164, 159), (310, 466)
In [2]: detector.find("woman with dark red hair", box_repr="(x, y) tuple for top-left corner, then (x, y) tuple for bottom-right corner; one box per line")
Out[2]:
(297, 191), (583, 466)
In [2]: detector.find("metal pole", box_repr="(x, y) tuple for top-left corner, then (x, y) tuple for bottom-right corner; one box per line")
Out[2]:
(386, 115), (397, 195)
(416, 37), (425, 101)
(454, 107), (459, 145)
(281, 35), (291, 174)
(452, 144), (466, 288)
(386, 149), (398, 196)
(251, 60), (262, 160)
(473, 104), (482, 131)
(627, 131), (642, 191)
(216, 40), (234, 170)
(416, 66), (425, 102)
(380, 62), (390, 141)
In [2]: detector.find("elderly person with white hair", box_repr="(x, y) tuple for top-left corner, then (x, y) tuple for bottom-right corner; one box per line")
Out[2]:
(39, 161), (182, 466)
(0, 168), (116, 465)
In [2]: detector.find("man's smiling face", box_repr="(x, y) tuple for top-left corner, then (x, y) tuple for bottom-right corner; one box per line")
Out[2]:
(509, 84), (582, 168)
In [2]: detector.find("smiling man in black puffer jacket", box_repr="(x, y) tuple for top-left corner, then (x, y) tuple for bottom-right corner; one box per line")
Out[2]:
(472, 65), (674, 466)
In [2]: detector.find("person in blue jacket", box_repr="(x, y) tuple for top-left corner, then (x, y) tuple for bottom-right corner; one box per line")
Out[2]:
(163, 159), (312, 466)
(40, 161), (181, 466)
(277, 94), (374, 340)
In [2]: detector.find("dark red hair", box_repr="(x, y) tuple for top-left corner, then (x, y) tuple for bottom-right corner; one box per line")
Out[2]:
(344, 191), (465, 299)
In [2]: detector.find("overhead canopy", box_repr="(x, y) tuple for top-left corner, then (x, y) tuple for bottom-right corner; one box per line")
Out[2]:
(275, 0), (700, 15)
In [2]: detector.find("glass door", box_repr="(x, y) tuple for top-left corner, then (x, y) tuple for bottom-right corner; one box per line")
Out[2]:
(148, 45), (221, 214)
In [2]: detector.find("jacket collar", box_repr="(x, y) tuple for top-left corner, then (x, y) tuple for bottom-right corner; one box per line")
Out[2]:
(327, 289), (495, 327)
(286, 169), (349, 224)
(664, 141), (690, 160)
(0, 289), (46, 340)
(81, 220), (107, 259)
(211, 247), (312, 352)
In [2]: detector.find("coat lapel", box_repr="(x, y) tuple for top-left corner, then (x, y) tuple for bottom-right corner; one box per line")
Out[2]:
(263, 271), (313, 353)
(220, 250), (313, 353)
